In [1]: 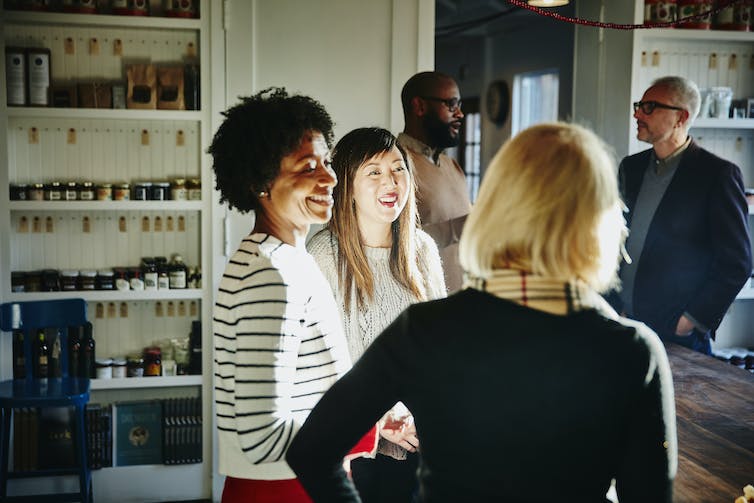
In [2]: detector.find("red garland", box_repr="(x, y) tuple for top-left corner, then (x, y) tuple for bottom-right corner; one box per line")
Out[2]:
(505, 0), (744, 29)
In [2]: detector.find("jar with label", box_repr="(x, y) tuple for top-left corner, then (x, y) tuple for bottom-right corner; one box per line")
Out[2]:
(156, 256), (170, 289)
(95, 358), (113, 379)
(114, 267), (130, 291)
(96, 269), (115, 290)
(60, 270), (79, 291)
(29, 183), (45, 201)
(78, 270), (96, 290)
(133, 181), (152, 201)
(79, 181), (95, 201)
(64, 181), (78, 201)
(41, 269), (60, 291)
(187, 178), (201, 200)
(5, 47), (27, 106)
(126, 354), (144, 377)
(96, 183), (113, 201)
(10, 184), (28, 200)
(151, 181), (171, 200)
(169, 254), (188, 289)
(678, 0), (712, 29)
(26, 48), (51, 107)
(114, 183), (130, 201)
(128, 267), (144, 290)
(171, 178), (187, 201)
(24, 271), (42, 292)
(143, 347), (162, 377)
(141, 257), (158, 290)
(44, 182), (63, 201)
(111, 357), (127, 378)
(644, 0), (677, 24)
(11, 271), (26, 292)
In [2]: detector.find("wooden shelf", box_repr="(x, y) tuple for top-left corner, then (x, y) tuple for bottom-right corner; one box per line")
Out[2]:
(3, 10), (201, 30)
(7, 289), (203, 302)
(636, 27), (754, 43)
(91, 375), (202, 390)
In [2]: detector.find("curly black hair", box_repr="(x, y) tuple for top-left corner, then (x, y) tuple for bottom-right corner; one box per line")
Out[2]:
(208, 87), (335, 213)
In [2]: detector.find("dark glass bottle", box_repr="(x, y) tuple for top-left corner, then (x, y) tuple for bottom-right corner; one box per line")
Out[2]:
(68, 326), (81, 378)
(169, 254), (188, 289)
(35, 329), (49, 379)
(12, 330), (26, 379)
(49, 329), (62, 378)
(81, 322), (95, 378)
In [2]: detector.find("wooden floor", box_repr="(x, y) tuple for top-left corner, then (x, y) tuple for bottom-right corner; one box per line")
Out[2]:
(667, 343), (754, 503)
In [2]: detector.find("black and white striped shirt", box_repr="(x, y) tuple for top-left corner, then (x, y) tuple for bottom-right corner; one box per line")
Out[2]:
(214, 233), (351, 480)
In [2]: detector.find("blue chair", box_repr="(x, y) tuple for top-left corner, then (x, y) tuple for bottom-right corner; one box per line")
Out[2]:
(0, 299), (92, 502)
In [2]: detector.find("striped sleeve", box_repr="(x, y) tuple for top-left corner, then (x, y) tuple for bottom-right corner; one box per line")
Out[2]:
(214, 258), (305, 465)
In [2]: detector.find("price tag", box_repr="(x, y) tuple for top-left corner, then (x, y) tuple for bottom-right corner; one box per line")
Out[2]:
(45, 216), (54, 233)
(178, 301), (187, 317)
(142, 216), (150, 232)
(67, 128), (77, 144)
(89, 37), (100, 55)
(651, 51), (660, 66)
(18, 216), (29, 233)
(120, 302), (128, 318)
(119, 216), (127, 232)
(709, 53), (717, 69)
(108, 302), (117, 318)
(167, 301), (175, 317)
(155, 301), (164, 317)
(114, 38), (123, 56)
(64, 37), (75, 55)
(178, 215), (186, 231)
(190, 301), (198, 317)
(729, 53), (737, 70)
(82, 216), (91, 233)
(186, 41), (196, 58)
(32, 216), (41, 233)
(154, 216), (163, 232)
(29, 127), (39, 144)
(166, 215), (174, 231)
(95, 303), (105, 319)
(177, 130), (185, 146)
(141, 129), (150, 146)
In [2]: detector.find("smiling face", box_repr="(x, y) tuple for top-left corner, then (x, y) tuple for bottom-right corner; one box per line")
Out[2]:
(256, 131), (336, 244)
(352, 146), (410, 244)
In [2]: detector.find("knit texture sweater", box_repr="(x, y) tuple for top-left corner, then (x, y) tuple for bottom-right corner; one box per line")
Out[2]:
(307, 228), (446, 459)
(213, 233), (352, 480)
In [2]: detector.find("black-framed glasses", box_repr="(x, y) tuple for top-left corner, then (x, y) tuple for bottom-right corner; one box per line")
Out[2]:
(632, 101), (685, 115)
(421, 96), (462, 113)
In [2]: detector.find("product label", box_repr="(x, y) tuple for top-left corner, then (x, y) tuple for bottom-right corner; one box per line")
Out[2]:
(28, 52), (51, 106)
(5, 51), (27, 105)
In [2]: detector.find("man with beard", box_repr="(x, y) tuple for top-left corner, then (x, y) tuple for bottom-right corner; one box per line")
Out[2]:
(397, 71), (471, 292)
(609, 75), (751, 354)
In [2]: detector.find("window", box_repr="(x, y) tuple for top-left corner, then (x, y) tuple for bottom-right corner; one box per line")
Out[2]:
(512, 70), (559, 135)
(450, 97), (481, 203)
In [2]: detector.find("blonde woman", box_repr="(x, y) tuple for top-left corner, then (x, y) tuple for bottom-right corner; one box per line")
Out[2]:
(307, 127), (446, 502)
(289, 123), (676, 503)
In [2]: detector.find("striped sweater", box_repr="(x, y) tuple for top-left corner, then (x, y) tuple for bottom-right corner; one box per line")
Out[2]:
(213, 233), (352, 480)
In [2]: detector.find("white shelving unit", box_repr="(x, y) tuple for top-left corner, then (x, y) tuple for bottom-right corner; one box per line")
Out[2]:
(0, 2), (213, 501)
(627, 2), (754, 348)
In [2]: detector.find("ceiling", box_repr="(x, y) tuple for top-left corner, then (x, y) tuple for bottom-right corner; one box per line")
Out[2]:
(435, 0), (574, 39)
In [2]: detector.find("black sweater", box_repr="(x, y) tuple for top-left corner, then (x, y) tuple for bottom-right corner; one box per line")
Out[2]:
(287, 288), (676, 502)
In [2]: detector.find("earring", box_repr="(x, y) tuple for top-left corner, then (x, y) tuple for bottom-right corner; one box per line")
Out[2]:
(258, 191), (268, 198)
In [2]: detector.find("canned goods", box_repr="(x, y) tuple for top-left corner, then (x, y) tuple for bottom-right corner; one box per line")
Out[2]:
(29, 183), (45, 201)
(678, 0), (712, 29)
(96, 183), (113, 201)
(171, 178), (187, 201)
(133, 181), (152, 201)
(151, 181), (170, 200)
(114, 183), (130, 201)
(9, 184), (28, 200)
(45, 182), (62, 201)
(79, 181), (95, 200)
(64, 181), (79, 201)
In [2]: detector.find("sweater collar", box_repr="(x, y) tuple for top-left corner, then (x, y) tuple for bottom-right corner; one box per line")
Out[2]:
(464, 268), (619, 318)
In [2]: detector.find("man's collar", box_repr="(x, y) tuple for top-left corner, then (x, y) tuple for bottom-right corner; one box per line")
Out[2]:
(651, 136), (691, 175)
(397, 132), (443, 165)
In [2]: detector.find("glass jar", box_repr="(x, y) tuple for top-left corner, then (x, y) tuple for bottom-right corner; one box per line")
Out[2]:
(41, 269), (60, 291)
(114, 267), (130, 291)
(171, 178), (187, 201)
(128, 267), (144, 290)
(79, 270), (97, 290)
(29, 183), (45, 201)
(187, 178), (201, 200)
(96, 269), (115, 290)
(126, 354), (144, 377)
(133, 181), (152, 201)
(169, 254), (188, 289)
(157, 255), (170, 289)
(95, 358), (113, 379)
(79, 181), (95, 201)
(114, 183), (130, 201)
(150, 181), (170, 201)
(44, 182), (63, 201)
(10, 184), (28, 201)
(24, 271), (42, 292)
(96, 183), (113, 201)
(143, 347), (162, 377)
(60, 269), (79, 291)
(111, 357), (127, 378)
(11, 271), (26, 292)
(64, 181), (78, 201)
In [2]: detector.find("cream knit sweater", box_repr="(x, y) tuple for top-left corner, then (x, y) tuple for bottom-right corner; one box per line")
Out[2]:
(308, 228), (447, 459)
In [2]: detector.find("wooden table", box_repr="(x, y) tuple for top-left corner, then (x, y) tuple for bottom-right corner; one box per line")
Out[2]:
(666, 343), (754, 502)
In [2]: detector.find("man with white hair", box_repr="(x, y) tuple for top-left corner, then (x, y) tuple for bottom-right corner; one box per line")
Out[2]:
(610, 75), (751, 354)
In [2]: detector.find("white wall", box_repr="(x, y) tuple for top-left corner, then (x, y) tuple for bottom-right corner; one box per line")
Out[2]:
(210, 1), (435, 499)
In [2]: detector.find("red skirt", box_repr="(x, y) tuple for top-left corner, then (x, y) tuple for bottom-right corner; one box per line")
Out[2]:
(221, 476), (313, 503)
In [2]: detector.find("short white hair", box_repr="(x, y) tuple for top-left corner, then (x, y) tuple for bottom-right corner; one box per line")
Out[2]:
(652, 76), (701, 122)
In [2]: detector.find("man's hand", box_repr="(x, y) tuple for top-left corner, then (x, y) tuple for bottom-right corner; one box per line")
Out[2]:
(675, 314), (695, 336)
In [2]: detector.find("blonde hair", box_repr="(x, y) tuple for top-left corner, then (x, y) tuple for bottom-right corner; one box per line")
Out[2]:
(328, 127), (425, 310)
(459, 122), (624, 292)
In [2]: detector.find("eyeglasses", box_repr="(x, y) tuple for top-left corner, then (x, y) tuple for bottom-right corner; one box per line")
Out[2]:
(632, 101), (685, 115)
(421, 96), (462, 113)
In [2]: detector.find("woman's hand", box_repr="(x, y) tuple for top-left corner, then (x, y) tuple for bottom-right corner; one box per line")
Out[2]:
(379, 409), (419, 452)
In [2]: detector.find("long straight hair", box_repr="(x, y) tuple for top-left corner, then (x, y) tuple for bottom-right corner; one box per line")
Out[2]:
(328, 127), (424, 310)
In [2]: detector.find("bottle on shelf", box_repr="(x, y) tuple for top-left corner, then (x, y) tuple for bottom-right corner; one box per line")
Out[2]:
(12, 330), (26, 380)
(69, 326), (81, 378)
(156, 256), (170, 289)
(169, 254), (188, 289)
(81, 322), (96, 378)
(35, 329), (49, 379)
(49, 329), (62, 378)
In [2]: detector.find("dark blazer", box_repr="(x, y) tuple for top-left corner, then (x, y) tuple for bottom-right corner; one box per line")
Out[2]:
(611, 140), (751, 338)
